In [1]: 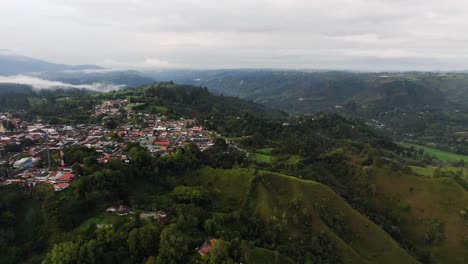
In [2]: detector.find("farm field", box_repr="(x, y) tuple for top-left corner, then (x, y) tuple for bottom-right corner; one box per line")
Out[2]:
(401, 143), (468, 162)
(255, 148), (273, 164)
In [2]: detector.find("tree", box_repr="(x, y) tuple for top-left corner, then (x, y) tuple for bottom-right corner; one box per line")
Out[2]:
(156, 225), (192, 264)
(42, 241), (79, 264)
(128, 224), (161, 260)
(171, 186), (209, 205)
(78, 239), (104, 264)
(207, 240), (235, 264)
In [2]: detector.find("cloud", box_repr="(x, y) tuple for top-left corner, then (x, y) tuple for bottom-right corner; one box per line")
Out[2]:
(2, 0), (468, 70)
(61, 68), (122, 74)
(101, 58), (188, 69)
(145, 58), (170, 67)
(0, 75), (124, 92)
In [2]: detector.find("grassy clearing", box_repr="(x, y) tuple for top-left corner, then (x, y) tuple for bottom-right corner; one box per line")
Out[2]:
(127, 102), (146, 109)
(255, 148), (273, 164)
(256, 148), (273, 155)
(181, 167), (255, 212)
(242, 246), (295, 264)
(147, 106), (169, 114)
(409, 165), (435, 177)
(75, 213), (120, 233)
(401, 143), (468, 162)
(409, 165), (468, 185)
(255, 153), (272, 164)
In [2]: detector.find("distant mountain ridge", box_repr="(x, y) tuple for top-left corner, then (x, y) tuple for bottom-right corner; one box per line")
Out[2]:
(0, 53), (154, 89)
(0, 53), (102, 75)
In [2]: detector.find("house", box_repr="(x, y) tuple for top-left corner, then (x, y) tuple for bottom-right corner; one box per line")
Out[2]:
(48, 171), (62, 180)
(106, 204), (130, 215)
(56, 173), (75, 183)
(54, 183), (70, 191)
(13, 158), (33, 169)
(0, 137), (11, 143)
(198, 238), (218, 256)
(99, 153), (111, 164)
(157, 210), (169, 224)
(191, 126), (203, 132)
(154, 141), (170, 151)
(154, 141), (170, 146)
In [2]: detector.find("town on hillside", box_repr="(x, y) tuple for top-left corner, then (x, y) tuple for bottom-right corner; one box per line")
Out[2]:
(0, 100), (215, 191)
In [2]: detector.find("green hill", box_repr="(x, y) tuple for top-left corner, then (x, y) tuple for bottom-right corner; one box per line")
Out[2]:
(252, 171), (419, 264)
(367, 167), (468, 263)
(180, 167), (419, 263)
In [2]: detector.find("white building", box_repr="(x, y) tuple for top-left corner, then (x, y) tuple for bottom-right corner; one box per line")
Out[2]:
(13, 158), (33, 169)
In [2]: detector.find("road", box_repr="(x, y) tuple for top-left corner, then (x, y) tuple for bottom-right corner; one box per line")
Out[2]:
(170, 121), (187, 148)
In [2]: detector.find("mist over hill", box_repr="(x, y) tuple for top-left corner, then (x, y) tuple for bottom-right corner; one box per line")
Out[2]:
(0, 53), (155, 91)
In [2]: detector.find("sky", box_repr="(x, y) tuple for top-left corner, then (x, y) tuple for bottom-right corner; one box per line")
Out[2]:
(2, 0), (468, 71)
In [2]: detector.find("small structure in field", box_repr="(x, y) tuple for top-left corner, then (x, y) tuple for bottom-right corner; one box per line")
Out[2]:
(140, 210), (169, 225)
(106, 204), (131, 215)
(198, 238), (218, 256)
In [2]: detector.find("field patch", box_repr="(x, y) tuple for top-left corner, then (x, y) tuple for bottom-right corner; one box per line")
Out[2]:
(180, 167), (255, 212)
(401, 143), (468, 162)
(255, 148), (273, 164)
(75, 213), (121, 233)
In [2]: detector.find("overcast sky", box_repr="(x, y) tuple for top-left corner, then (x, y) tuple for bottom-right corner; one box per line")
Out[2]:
(2, 0), (468, 71)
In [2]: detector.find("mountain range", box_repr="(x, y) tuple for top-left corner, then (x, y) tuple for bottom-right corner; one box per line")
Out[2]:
(0, 53), (154, 89)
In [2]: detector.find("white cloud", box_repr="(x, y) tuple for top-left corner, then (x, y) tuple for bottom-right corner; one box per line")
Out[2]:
(101, 58), (188, 69)
(2, 0), (468, 70)
(145, 58), (170, 67)
(0, 75), (123, 92)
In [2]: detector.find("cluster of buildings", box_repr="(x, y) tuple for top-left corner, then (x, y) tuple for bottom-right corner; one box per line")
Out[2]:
(0, 100), (215, 191)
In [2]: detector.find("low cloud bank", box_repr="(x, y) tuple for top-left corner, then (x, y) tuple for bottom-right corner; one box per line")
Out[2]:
(0, 75), (124, 92)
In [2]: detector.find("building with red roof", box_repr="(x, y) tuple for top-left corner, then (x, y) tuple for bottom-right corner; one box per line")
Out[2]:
(54, 183), (70, 191)
(198, 238), (218, 256)
(153, 141), (170, 146)
(56, 173), (75, 182)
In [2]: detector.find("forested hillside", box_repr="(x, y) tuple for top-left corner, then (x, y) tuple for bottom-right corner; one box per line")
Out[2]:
(1, 83), (467, 264)
(152, 70), (468, 155)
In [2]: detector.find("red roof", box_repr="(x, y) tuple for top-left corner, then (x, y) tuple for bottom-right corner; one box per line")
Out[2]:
(154, 141), (170, 146)
(57, 173), (75, 181)
(54, 183), (69, 188)
(198, 239), (217, 256)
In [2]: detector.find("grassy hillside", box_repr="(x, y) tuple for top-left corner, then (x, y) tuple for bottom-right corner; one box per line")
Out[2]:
(368, 167), (468, 263)
(181, 166), (467, 263)
(179, 167), (255, 212)
(241, 244), (296, 264)
(180, 167), (419, 263)
(252, 171), (419, 264)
